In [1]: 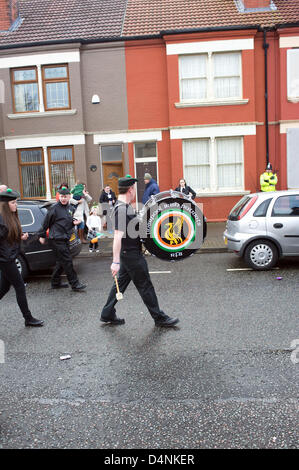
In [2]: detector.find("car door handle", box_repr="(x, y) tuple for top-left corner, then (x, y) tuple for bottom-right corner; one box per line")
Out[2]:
(273, 223), (283, 229)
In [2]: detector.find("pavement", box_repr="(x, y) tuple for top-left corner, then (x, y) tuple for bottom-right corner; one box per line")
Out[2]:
(77, 222), (227, 258)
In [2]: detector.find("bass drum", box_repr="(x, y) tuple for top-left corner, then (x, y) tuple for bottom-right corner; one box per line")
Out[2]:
(140, 190), (205, 261)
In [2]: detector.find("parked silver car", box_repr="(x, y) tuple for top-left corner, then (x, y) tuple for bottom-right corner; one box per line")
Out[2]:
(223, 190), (299, 270)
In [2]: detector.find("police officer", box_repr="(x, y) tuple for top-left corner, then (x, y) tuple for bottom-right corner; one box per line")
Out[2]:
(260, 163), (278, 192)
(100, 175), (179, 327)
(39, 186), (86, 291)
(0, 188), (43, 327)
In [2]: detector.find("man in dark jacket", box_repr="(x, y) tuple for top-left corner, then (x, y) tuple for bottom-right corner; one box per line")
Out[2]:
(142, 173), (160, 205)
(38, 187), (86, 291)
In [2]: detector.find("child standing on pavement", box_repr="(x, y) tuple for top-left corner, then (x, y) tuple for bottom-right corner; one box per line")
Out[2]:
(86, 207), (102, 253)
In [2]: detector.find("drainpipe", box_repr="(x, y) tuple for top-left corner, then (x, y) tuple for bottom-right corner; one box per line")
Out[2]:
(263, 28), (270, 165)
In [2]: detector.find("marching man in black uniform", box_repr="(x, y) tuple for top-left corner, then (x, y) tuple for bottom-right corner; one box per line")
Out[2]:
(100, 175), (179, 327)
(39, 186), (86, 291)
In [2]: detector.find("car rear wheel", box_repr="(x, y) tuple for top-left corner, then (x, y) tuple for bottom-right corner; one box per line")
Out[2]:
(15, 255), (29, 280)
(244, 239), (278, 270)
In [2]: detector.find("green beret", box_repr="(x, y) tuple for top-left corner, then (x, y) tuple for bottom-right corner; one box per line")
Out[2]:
(58, 186), (71, 195)
(0, 188), (20, 201)
(118, 174), (138, 188)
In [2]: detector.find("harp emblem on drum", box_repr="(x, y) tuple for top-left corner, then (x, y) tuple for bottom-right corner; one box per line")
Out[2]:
(164, 216), (184, 245)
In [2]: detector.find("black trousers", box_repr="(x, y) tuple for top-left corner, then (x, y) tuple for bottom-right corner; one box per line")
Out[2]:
(49, 240), (79, 288)
(0, 260), (31, 319)
(101, 250), (167, 322)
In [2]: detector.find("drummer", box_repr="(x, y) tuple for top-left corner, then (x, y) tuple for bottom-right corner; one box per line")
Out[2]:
(100, 175), (179, 327)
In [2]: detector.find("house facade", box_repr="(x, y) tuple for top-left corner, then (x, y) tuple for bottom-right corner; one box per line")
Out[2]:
(0, 0), (298, 220)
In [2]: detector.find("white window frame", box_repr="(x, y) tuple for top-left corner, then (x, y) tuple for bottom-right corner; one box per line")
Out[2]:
(178, 51), (243, 107)
(287, 48), (299, 103)
(183, 136), (245, 195)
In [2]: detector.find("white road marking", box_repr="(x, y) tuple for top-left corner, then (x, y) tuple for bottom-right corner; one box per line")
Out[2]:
(226, 267), (279, 271)
(149, 271), (172, 274)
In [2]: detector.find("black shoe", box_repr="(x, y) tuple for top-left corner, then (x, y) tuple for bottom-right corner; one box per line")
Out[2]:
(25, 317), (44, 327)
(155, 316), (179, 327)
(51, 283), (69, 289)
(72, 283), (87, 292)
(100, 316), (125, 325)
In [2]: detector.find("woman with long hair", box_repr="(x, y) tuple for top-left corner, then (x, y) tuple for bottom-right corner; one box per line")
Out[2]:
(175, 178), (196, 200)
(0, 189), (43, 327)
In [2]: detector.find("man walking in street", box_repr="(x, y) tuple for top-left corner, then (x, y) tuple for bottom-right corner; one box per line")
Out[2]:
(39, 186), (86, 291)
(100, 175), (179, 327)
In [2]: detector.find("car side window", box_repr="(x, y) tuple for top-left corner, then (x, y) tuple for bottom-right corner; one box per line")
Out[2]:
(18, 208), (34, 227)
(253, 198), (272, 217)
(272, 195), (299, 217)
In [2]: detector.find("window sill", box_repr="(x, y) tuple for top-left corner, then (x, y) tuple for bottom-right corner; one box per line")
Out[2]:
(175, 99), (249, 108)
(287, 97), (299, 104)
(7, 109), (77, 119)
(196, 190), (250, 198)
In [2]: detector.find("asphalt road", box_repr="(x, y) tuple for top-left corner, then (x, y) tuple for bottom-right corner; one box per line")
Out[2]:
(0, 252), (298, 449)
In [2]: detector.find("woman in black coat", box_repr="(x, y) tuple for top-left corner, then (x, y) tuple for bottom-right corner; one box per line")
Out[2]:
(99, 185), (116, 229)
(175, 179), (196, 200)
(99, 185), (116, 211)
(0, 189), (43, 327)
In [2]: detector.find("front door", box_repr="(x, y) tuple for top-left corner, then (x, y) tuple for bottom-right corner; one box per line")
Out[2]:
(102, 163), (123, 197)
(101, 145), (123, 197)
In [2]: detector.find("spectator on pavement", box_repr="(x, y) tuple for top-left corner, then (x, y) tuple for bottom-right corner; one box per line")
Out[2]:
(142, 173), (160, 205)
(175, 178), (196, 200)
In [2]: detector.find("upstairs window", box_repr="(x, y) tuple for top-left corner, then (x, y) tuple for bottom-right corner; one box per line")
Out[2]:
(42, 65), (70, 110)
(11, 67), (39, 113)
(11, 64), (71, 113)
(287, 49), (299, 101)
(179, 51), (241, 102)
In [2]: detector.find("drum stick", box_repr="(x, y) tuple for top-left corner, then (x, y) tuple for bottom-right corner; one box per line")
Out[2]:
(114, 276), (123, 300)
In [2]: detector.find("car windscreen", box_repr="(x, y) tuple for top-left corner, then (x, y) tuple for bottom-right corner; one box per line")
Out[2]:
(228, 196), (251, 221)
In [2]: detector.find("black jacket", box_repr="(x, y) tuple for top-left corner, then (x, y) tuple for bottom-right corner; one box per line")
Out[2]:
(39, 202), (75, 241)
(99, 189), (116, 204)
(175, 185), (196, 200)
(99, 189), (116, 215)
(0, 214), (20, 262)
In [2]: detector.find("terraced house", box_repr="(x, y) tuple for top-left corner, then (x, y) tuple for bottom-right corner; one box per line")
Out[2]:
(0, 0), (298, 220)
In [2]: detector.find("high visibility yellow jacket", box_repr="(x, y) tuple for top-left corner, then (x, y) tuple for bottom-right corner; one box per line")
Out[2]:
(260, 171), (278, 192)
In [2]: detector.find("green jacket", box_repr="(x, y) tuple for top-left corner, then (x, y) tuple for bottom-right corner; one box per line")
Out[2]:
(260, 171), (277, 192)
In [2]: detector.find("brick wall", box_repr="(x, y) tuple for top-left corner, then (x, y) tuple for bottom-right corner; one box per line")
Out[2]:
(243, 0), (270, 8)
(0, 0), (19, 30)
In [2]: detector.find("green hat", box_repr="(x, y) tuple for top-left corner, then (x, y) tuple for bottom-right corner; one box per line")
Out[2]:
(58, 186), (71, 195)
(118, 174), (138, 188)
(0, 188), (20, 201)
